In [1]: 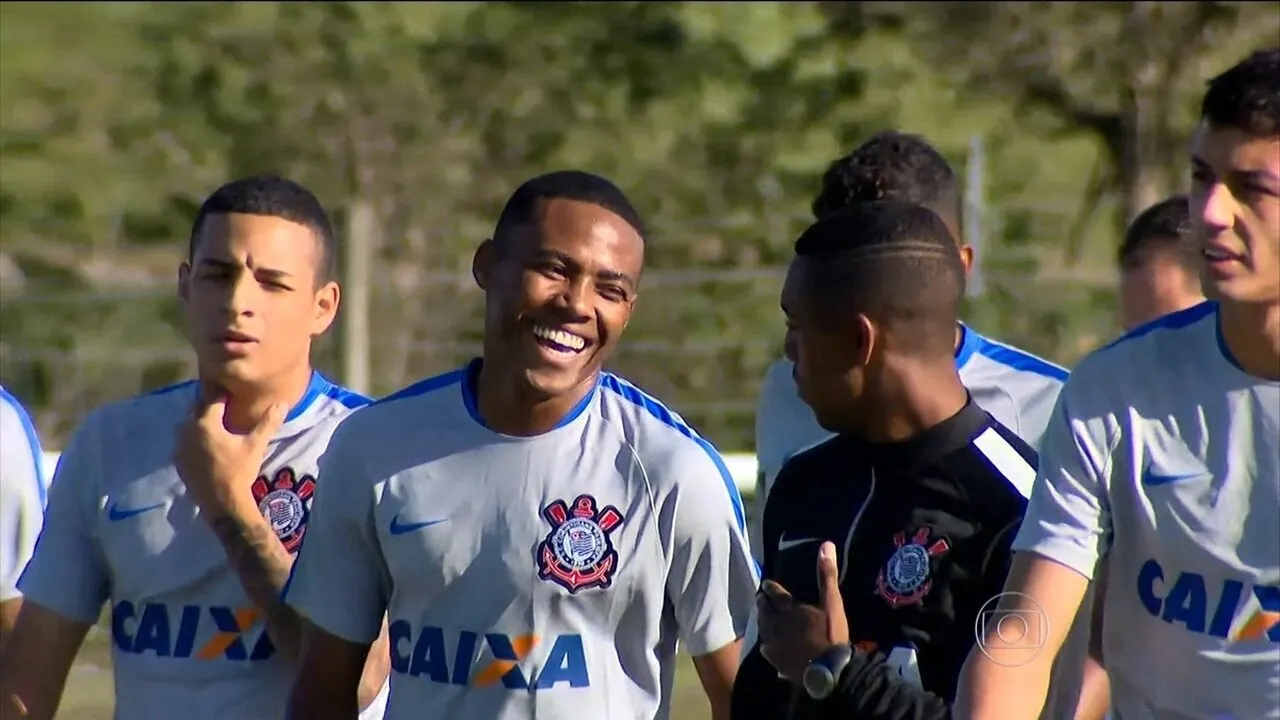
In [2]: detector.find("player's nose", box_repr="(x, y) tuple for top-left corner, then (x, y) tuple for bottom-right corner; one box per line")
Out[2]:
(1198, 182), (1237, 239)
(223, 273), (259, 317)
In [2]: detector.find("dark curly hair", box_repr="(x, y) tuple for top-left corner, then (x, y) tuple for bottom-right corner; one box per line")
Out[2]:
(810, 131), (962, 242)
(1200, 46), (1280, 136)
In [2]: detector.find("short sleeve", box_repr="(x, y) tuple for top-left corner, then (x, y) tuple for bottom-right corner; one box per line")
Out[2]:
(283, 422), (389, 645)
(0, 394), (46, 601)
(16, 416), (110, 623)
(665, 443), (759, 656)
(1010, 379), (1116, 580)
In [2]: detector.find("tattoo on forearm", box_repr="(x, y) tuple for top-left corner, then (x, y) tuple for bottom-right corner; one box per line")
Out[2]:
(211, 515), (302, 657)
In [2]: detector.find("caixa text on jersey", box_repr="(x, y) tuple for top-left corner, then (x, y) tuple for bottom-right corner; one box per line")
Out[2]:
(111, 600), (275, 661)
(389, 621), (589, 690)
(1138, 559), (1280, 642)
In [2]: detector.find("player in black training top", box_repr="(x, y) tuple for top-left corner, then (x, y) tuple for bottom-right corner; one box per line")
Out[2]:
(732, 201), (1040, 720)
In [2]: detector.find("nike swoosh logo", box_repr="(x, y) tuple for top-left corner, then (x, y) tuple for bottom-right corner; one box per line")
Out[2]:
(107, 502), (165, 522)
(389, 515), (448, 535)
(777, 535), (820, 551)
(1142, 471), (1204, 486)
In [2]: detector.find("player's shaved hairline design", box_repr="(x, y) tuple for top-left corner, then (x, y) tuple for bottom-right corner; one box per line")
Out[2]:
(793, 200), (966, 356)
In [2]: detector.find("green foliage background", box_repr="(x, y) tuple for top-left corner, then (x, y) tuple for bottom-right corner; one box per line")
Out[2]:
(1, 2), (1275, 449)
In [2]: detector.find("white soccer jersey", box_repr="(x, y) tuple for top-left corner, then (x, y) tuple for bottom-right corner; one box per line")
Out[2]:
(1013, 301), (1280, 720)
(16, 373), (381, 720)
(0, 386), (46, 602)
(285, 361), (759, 720)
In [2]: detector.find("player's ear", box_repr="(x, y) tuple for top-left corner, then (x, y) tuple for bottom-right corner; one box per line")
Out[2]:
(178, 262), (192, 304)
(853, 313), (877, 367)
(310, 280), (340, 336)
(473, 238), (497, 291)
(957, 244), (975, 277)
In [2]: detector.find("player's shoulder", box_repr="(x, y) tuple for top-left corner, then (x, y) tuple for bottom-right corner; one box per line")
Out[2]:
(596, 372), (747, 525)
(308, 374), (372, 416)
(778, 433), (844, 474)
(596, 372), (729, 473)
(335, 365), (468, 438)
(1067, 302), (1218, 403)
(1092, 301), (1217, 361)
(959, 325), (1069, 390)
(0, 385), (38, 434)
(956, 415), (1038, 506)
(88, 379), (201, 433)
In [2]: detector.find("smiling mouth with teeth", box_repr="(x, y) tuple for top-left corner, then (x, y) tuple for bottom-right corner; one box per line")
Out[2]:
(532, 325), (588, 354)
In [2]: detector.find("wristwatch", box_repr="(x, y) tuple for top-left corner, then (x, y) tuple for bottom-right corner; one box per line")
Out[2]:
(801, 644), (854, 700)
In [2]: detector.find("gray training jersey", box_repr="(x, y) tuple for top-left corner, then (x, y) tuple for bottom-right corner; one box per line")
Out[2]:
(285, 361), (759, 720)
(1013, 302), (1280, 720)
(0, 386), (46, 603)
(17, 373), (375, 720)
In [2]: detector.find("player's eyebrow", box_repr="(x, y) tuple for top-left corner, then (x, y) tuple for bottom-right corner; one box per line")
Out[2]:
(538, 249), (636, 290)
(1192, 156), (1280, 188)
(199, 257), (294, 280)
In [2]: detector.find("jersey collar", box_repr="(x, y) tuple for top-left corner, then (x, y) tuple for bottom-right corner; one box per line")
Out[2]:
(860, 397), (990, 473)
(182, 370), (328, 425)
(459, 358), (599, 435)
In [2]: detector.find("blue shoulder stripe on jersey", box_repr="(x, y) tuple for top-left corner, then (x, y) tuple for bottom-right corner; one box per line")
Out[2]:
(955, 323), (982, 369)
(1100, 300), (1216, 352)
(375, 367), (467, 406)
(318, 379), (373, 410)
(599, 374), (748, 533)
(958, 324), (1068, 381)
(148, 379), (198, 397)
(0, 386), (47, 507)
(146, 373), (369, 419)
(973, 335), (1069, 381)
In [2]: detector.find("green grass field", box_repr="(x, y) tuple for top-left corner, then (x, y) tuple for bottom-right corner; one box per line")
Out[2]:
(57, 494), (759, 719)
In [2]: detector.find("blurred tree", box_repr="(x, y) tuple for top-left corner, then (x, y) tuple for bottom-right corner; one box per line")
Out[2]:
(824, 1), (1280, 260)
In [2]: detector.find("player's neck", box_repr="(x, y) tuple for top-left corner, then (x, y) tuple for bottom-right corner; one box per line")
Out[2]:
(210, 366), (313, 433)
(1218, 300), (1280, 381)
(473, 362), (595, 437)
(858, 359), (969, 443)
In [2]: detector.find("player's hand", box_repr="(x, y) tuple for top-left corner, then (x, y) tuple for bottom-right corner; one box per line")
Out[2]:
(173, 382), (287, 522)
(757, 542), (849, 682)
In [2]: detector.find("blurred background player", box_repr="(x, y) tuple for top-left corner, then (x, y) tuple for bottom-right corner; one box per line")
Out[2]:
(753, 132), (1068, 560)
(0, 386), (46, 658)
(0, 176), (390, 719)
(1117, 194), (1206, 331)
(284, 170), (757, 720)
(958, 46), (1280, 720)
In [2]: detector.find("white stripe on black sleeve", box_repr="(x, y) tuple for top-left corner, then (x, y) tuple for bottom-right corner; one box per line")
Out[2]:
(971, 427), (1036, 499)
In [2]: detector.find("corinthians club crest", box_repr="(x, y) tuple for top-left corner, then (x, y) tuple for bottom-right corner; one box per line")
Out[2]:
(537, 494), (625, 594)
(251, 467), (316, 554)
(875, 527), (950, 608)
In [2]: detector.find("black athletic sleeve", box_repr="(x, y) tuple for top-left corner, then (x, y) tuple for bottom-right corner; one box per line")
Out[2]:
(820, 646), (952, 720)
